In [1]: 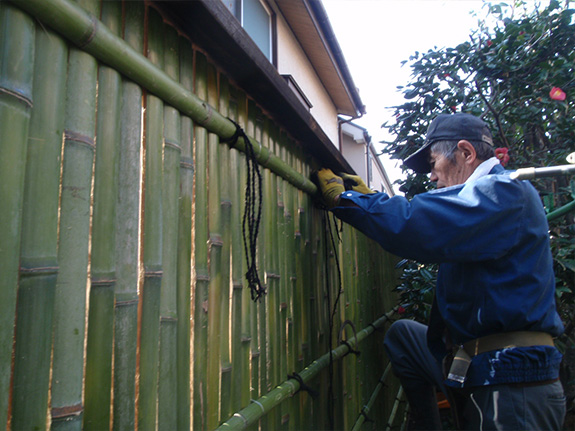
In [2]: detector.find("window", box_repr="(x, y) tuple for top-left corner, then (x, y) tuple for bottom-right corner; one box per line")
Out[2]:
(221, 0), (274, 62)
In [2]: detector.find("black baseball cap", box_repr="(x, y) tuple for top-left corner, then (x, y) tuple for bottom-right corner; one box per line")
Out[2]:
(404, 113), (494, 173)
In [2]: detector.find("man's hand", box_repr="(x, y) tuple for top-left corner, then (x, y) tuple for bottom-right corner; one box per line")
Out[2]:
(317, 168), (344, 208)
(340, 173), (375, 194)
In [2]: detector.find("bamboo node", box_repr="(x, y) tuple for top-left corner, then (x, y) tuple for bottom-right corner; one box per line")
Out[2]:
(232, 413), (249, 428)
(64, 130), (95, 149)
(51, 403), (83, 419)
(0, 85), (33, 108)
(250, 399), (265, 414)
(77, 14), (98, 48)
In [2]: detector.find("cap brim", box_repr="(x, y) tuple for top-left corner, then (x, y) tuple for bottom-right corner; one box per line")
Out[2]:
(404, 141), (433, 174)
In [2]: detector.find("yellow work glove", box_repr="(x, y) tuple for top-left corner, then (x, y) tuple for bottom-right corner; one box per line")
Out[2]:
(317, 168), (344, 208)
(340, 173), (375, 194)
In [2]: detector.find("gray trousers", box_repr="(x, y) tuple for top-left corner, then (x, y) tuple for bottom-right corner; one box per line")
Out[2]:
(383, 320), (566, 430)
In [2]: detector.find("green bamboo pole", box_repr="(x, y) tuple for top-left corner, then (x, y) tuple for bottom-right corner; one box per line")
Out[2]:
(112, 1), (144, 429)
(385, 386), (406, 431)
(297, 159), (314, 428)
(158, 21), (181, 430)
(351, 363), (392, 431)
(192, 50), (210, 431)
(10, 0), (318, 197)
(547, 199), (575, 221)
(285, 147), (299, 430)
(229, 90), (249, 415)
(235, 91), (255, 418)
(261, 110), (280, 430)
(50, 0), (99, 428)
(138, 7), (164, 430)
(11, 21), (66, 431)
(176, 33), (194, 431)
(83, 2), (122, 428)
(216, 309), (397, 430)
(278, 138), (293, 430)
(206, 59), (223, 430)
(219, 75), (234, 424)
(0, 3), (34, 425)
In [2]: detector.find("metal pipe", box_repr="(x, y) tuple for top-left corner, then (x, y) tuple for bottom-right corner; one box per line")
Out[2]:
(510, 164), (575, 180)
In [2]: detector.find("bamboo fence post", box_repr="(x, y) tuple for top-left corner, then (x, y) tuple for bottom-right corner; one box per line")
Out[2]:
(83, 2), (122, 428)
(11, 21), (66, 430)
(218, 75), (234, 424)
(206, 60), (223, 431)
(262, 112), (280, 430)
(50, 0), (99, 427)
(228, 90), (244, 413)
(192, 50), (210, 431)
(229, 89), (252, 414)
(296, 158), (313, 427)
(112, 1), (144, 429)
(176, 33), (194, 431)
(0, 3), (35, 425)
(157, 20), (181, 430)
(138, 7), (164, 430)
(9, 0), (318, 198)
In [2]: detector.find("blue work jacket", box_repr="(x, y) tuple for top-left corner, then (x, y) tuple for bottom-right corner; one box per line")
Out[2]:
(332, 164), (564, 387)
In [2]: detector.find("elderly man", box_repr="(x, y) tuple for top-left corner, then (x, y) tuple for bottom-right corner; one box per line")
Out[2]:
(318, 113), (565, 430)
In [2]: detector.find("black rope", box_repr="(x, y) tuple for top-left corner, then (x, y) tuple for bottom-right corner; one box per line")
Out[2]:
(288, 372), (318, 399)
(321, 209), (344, 431)
(360, 410), (375, 423)
(225, 119), (265, 302)
(338, 320), (361, 357)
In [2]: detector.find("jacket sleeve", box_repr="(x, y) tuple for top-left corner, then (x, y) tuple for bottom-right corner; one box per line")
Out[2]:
(332, 175), (532, 263)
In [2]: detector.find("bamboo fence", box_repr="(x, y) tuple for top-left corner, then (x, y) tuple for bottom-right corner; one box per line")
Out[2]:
(1, 0), (406, 429)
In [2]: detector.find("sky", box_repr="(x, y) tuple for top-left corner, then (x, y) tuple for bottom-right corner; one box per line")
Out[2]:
(322, 0), (492, 182)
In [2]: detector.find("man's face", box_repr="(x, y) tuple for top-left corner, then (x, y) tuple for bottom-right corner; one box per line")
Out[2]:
(429, 150), (467, 189)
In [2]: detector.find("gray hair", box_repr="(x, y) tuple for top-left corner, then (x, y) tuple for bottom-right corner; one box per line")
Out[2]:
(429, 140), (495, 164)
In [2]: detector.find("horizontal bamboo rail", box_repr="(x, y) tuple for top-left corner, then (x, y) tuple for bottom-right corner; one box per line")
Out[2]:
(11, 0), (318, 196)
(351, 363), (393, 431)
(216, 308), (397, 430)
(386, 386), (406, 431)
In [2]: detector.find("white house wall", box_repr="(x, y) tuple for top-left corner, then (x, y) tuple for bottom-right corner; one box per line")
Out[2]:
(275, 12), (340, 146)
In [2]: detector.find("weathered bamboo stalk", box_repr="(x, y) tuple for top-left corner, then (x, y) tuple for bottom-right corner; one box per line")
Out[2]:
(0, 3), (35, 425)
(218, 75), (234, 424)
(229, 90), (249, 415)
(83, 2), (122, 428)
(12, 21), (66, 430)
(176, 33), (194, 431)
(216, 309), (397, 430)
(50, 0), (99, 428)
(192, 50), (210, 431)
(351, 363), (393, 431)
(138, 7), (164, 430)
(261, 110), (280, 430)
(386, 386), (406, 431)
(157, 21), (181, 430)
(112, 1), (144, 429)
(10, 0), (318, 196)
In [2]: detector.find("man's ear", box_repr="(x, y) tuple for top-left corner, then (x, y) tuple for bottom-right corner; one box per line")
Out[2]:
(457, 140), (477, 164)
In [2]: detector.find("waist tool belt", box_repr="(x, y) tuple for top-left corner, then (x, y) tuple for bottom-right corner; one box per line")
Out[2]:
(447, 331), (554, 384)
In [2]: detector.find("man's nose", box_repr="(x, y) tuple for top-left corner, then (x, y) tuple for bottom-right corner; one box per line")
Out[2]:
(429, 171), (438, 182)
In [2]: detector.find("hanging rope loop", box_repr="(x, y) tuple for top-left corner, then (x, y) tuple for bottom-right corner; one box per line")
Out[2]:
(339, 320), (361, 357)
(225, 119), (266, 302)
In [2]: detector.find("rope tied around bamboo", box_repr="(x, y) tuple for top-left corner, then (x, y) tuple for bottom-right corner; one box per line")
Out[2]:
(223, 119), (265, 301)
